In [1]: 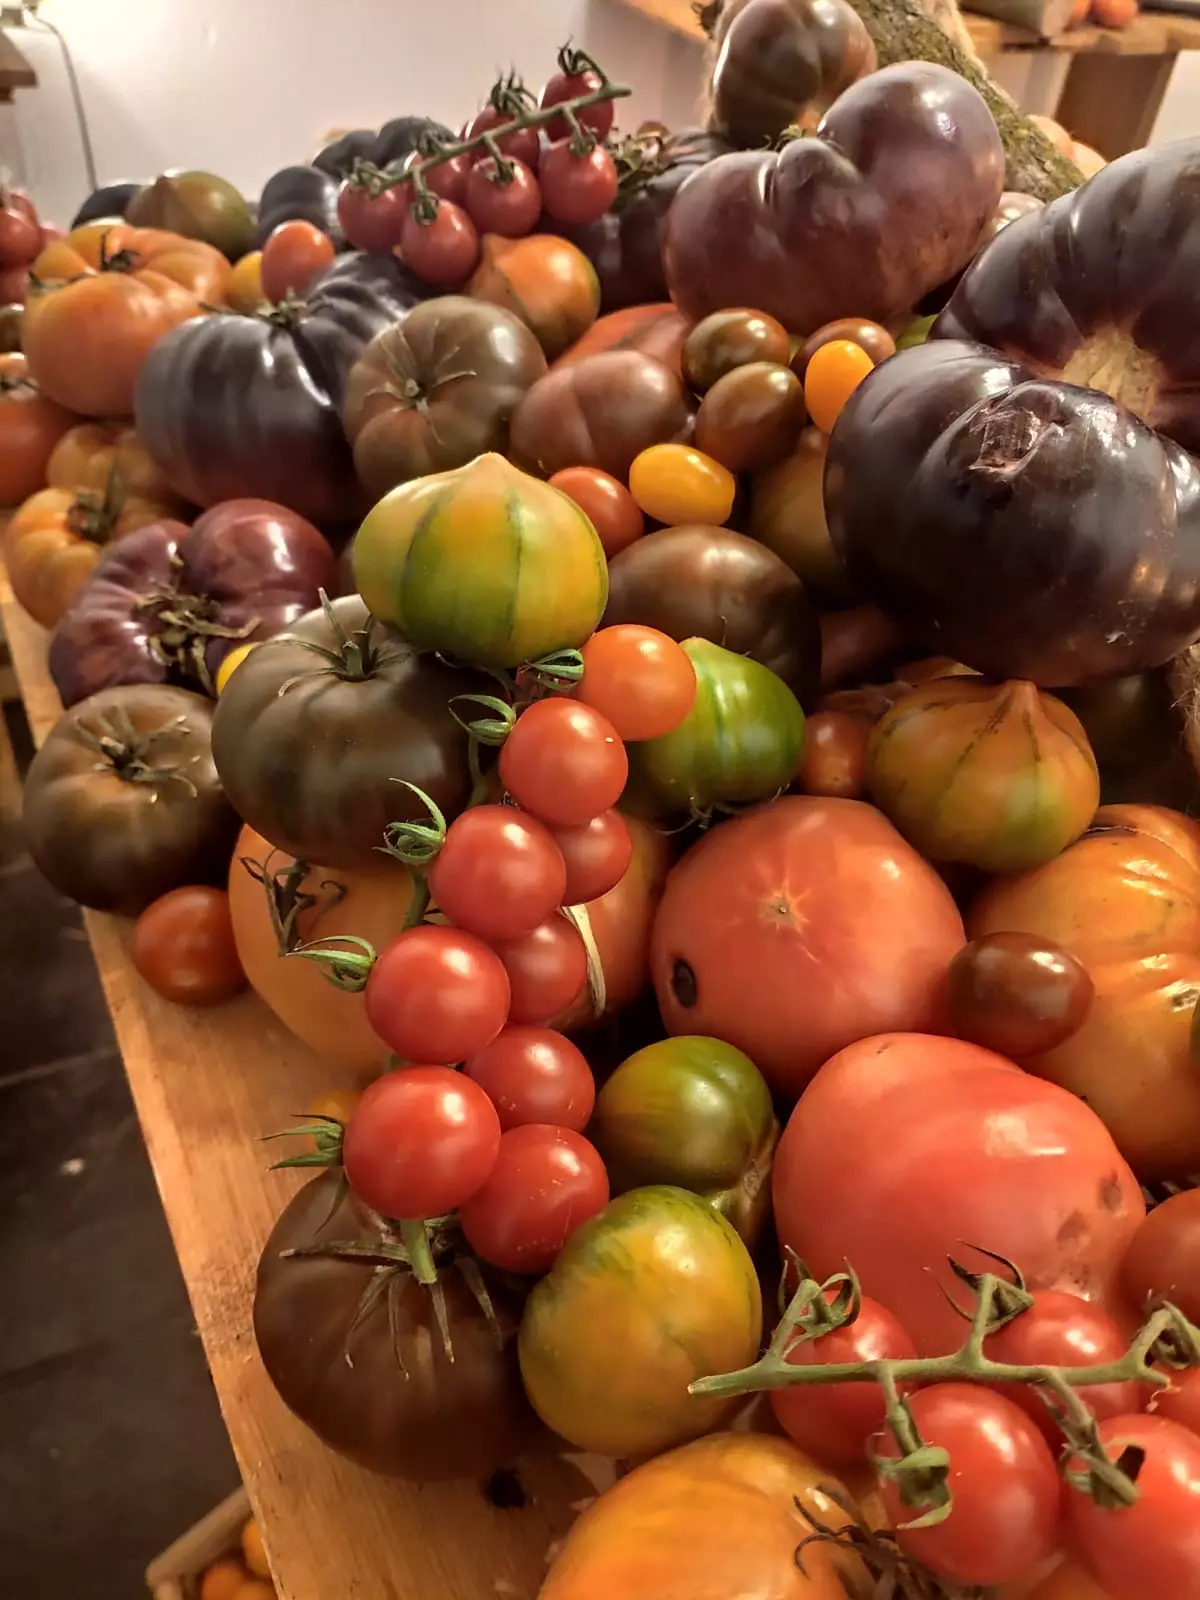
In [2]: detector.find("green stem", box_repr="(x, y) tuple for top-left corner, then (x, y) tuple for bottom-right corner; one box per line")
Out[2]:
(399, 1218), (438, 1286)
(403, 875), (431, 931)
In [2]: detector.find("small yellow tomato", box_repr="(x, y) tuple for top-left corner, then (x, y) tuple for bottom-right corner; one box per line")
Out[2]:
(628, 443), (736, 527)
(216, 641), (259, 695)
(803, 338), (875, 434)
(241, 1517), (270, 1580)
(227, 250), (265, 314)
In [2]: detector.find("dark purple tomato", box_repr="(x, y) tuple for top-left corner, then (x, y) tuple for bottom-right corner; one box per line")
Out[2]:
(947, 931), (1094, 1058)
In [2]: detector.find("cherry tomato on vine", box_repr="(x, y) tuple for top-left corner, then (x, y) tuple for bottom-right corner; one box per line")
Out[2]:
(1121, 1188), (1200, 1324)
(548, 466), (644, 559)
(1155, 1369), (1200, 1440)
(463, 156), (542, 237)
(342, 1066), (501, 1219)
(499, 699), (628, 827)
(463, 1025), (596, 1132)
(364, 924), (510, 1062)
(131, 886), (246, 1007)
(538, 139), (619, 227)
(797, 710), (870, 798)
(260, 220), (335, 303)
(1063, 1413), (1200, 1600)
(577, 625), (698, 742)
(874, 1385), (1060, 1588)
(402, 148), (473, 205)
(539, 57), (614, 140)
(458, 1123), (609, 1274)
(464, 104), (542, 170)
(804, 338), (875, 434)
(398, 199), (480, 288)
(336, 179), (408, 254)
(428, 804), (567, 942)
(628, 442), (737, 527)
(493, 915), (588, 1024)
(550, 809), (632, 906)
(769, 1290), (918, 1465)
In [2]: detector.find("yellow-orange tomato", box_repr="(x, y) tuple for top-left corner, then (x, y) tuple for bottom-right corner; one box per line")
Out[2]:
(47, 419), (184, 508)
(628, 442), (736, 527)
(306, 1087), (363, 1151)
(0, 353), (77, 508)
(578, 625), (697, 741)
(803, 338), (875, 434)
(260, 221), (335, 304)
(215, 640), (259, 695)
(241, 1517), (269, 1580)
(198, 1559), (248, 1600)
(227, 249), (265, 313)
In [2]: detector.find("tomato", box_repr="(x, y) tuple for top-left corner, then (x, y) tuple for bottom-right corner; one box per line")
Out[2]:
(1018, 1561), (1115, 1600)
(0, 354), (76, 509)
(241, 1518), (269, 1580)
(336, 178), (408, 254)
(1156, 1370), (1200, 1438)
(797, 709), (870, 798)
(551, 809), (633, 905)
(259, 219), (335, 302)
(804, 338), (875, 434)
(1063, 1413), (1200, 1599)
(948, 933), (1095, 1059)
(772, 1032), (1144, 1356)
(494, 914), (589, 1024)
(794, 317), (896, 378)
(770, 1291), (917, 1466)
(306, 1087), (362, 1152)
(539, 62), (614, 141)
(1120, 1188), (1200, 1323)
(342, 1066), (501, 1218)
(130, 886), (246, 1007)
(628, 442), (736, 527)
(198, 1559), (246, 1600)
(231, 1584), (273, 1600)
(463, 1025), (596, 1131)
(985, 1291), (1145, 1443)
(428, 805), (567, 941)
(464, 105), (541, 170)
(578, 626), (698, 742)
(459, 1123), (609, 1273)
(539, 140), (620, 227)
(500, 699), (628, 827)
(214, 640), (259, 695)
(462, 157), (542, 237)
(402, 148), (472, 205)
(226, 249), (264, 313)
(399, 199), (480, 288)
(364, 925), (511, 1062)
(0, 204), (42, 268)
(547, 465), (644, 559)
(682, 307), (792, 393)
(694, 361), (807, 474)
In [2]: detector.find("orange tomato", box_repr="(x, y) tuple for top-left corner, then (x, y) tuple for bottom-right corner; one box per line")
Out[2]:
(1092, 0), (1137, 25)
(47, 419), (185, 509)
(548, 465), (645, 559)
(552, 303), (689, 380)
(1029, 113), (1077, 155)
(306, 1087), (363, 1151)
(1012, 1559), (1115, 1598)
(804, 338), (875, 433)
(1073, 140), (1108, 176)
(230, 1584), (275, 1600)
(241, 1517), (270, 1580)
(227, 250), (265, 313)
(797, 709), (870, 798)
(0, 352), (77, 507)
(198, 1559), (248, 1600)
(260, 221), (334, 303)
(578, 625), (697, 741)
(628, 442), (736, 526)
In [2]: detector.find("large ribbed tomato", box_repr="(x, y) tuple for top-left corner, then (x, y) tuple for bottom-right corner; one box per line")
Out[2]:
(650, 796), (965, 1096)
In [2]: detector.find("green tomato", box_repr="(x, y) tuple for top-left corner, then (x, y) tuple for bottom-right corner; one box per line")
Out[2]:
(894, 313), (937, 351)
(591, 1036), (778, 1247)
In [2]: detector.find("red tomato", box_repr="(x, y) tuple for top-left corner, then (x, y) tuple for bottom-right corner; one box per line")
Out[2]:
(985, 1290), (1145, 1442)
(1120, 1188), (1200, 1323)
(876, 1385), (1060, 1587)
(0, 264), (27, 304)
(260, 220), (335, 302)
(398, 199), (480, 287)
(500, 700), (628, 827)
(463, 1025), (596, 1131)
(539, 65), (615, 140)
(551, 809), (633, 906)
(131, 885), (246, 1007)
(577, 626), (698, 742)
(772, 1032), (1145, 1356)
(769, 1290), (917, 1465)
(402, 149), (473, 205)
(464, 105), (542, 169)
(1063, 1413), (1200, 1599)
(342, 1066), (501, 1218)
(336, 179), (408, 254)
(1156, 1370), (1200, 1439)
(0, 205), (42, 269)
(428, 805), (567, 941)
(548, 466), (645, 559)
(462, 157), (542, 237)
(650, 796), (966, 1096)
(364, 924), (510, 1062)
(539, 140), (619, 227)
(493, 915), (588, 1024)
(458, 1123), (609, 1273)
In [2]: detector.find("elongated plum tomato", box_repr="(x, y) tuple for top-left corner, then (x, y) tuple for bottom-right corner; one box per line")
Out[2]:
(427, 804), (567, 941)
(803, 338), (875, 434)
(628, 442), (736, 527)
(499, 699), (628, 827)
(458, 1123), (609, 1274)
(364, 925), (510, 1062)
(578, 625), (698, 742)
(342, 1067), (501, 1219)
(551, 809), (633, 905)
(462, 1025), (595, 1131)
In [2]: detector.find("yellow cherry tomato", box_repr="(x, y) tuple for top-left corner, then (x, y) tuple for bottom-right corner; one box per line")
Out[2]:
(628, 443), (736, 527)
(241, 1517), (270, 1580)
(803, 338), (876, 434)
(216, 641), (259, 695)
(227, 250), (265, 314)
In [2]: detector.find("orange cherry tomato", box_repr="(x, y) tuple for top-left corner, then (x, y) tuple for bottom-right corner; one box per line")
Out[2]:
(803, 338), (875, 434)
(198, 1560), (248, 1600)
(306, 1087), (364, 1150)
(260, 221), (335, 303)
(578, 625), (698, 741)
(796, 709), (870, 798)
(226, 250), (264, 313)
(549, 465), (645, 559)
(628, 442), (736, 527)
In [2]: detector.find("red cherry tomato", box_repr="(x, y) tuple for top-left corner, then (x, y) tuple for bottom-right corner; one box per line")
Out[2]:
(769, 1290), (917, 1466)
(342, 1066), (501, 1219)
(463, 156), (542, 238)
(131, 885), (245, 1007)
(398, 199), (480, 288)
(458, 1124), (609, 1273)
(538, 64), (614, 140)
(336, 179), (409, 254)
(875, 1384), (1061, 1588)
(260, 220), (336, 302)
(428, 804), (567, 942)
(577, 625), (698, 742)
(402, 148), (473, 205)
(364, 924), (510, 1062)
(1121, 1188), (1200, 1324)
(551, 809), (633, 906)
(493, 915), (589, 1024)
(463, 1025), (596, 1131)
(464, 105), (541, 170)
(538, 140), (619, 227)
(0, 205), (42, 269)
(1063, 1413), (1200, 1600)
(797, 710), (870, 799)
(499, 699), (628, 827)
(548, 466), (645, 559)
(1156, 1369), (1200, 1439)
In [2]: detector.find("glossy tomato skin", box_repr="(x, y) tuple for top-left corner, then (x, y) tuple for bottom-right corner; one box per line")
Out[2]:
(539, 142), (619, 228)
(1156, 1369), (1200, 1438)
(364, 925), (510, 1063)
(260, 219), (335, 302)
(547, 466), (644, 559)
(463, 158), (542, 237)
(494, 915), (589, 1024)
(876, 1385), (1060, 1587)
(458, 1124), (609, 1274)
(500, 699), (628, 827)
(428, 805), (567, 941)
(551, 809), (633, 906)
(773, 1033), (1144, 1355)
(539, 69), (614, 141)
(682, 308), (791, 393)
(651, 797), (965, 1095)
(797, 709), (870, 798)
(1120, 1188), (1200, 1323)
(462, 1026), (595, 1132)
(399, 201), (480, 288)
(694, 361), (807, 474)
(578, 626), (698, 742)
(131, 886), (246, 1007)
(948, 932), (1095, 1059)
(464, 106), (541, 170)
(336, 180), (408, 254)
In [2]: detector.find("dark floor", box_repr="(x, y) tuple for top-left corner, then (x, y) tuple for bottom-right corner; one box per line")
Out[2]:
(0, 698), (239, 1598)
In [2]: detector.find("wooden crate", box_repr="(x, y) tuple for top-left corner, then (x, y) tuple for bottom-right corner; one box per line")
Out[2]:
(145, 1489), (252, 1600)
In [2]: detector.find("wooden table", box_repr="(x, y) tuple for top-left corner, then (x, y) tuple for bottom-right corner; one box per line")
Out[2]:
(621, 0), (1200, 157)
(0, 575), (588, 1600)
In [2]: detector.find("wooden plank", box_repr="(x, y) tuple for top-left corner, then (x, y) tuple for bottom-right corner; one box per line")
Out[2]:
(0, 579), (588, 1600)
(1055, 46), (1177, 152)
(0, 32), (36, 90)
